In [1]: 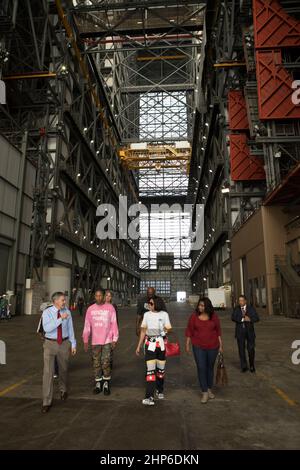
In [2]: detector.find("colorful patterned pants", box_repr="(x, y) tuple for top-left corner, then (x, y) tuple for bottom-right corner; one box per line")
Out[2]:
(144, 343), (166, 398)
(92, 343), (112, 381)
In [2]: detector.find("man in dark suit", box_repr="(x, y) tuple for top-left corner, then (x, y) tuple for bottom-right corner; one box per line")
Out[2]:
(232, 294), (259, 373)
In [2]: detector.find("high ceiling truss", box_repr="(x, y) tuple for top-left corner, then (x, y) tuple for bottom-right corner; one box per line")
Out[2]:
(70, 0), (205, 198)
(0, 0), (140, 301)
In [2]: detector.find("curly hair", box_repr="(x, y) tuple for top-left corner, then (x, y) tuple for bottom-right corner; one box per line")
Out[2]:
(196, 296), (214, 318)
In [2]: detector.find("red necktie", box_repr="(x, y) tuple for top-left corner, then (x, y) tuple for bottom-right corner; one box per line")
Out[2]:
(57, 310), (63, 345)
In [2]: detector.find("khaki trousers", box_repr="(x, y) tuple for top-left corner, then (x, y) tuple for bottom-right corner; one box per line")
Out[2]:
(42, 339), (70, 406)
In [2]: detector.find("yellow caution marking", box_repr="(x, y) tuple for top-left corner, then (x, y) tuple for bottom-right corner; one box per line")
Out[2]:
(257, 371), (297, 407)
(0, 379), (28, 397)
(271, 385), (297, 407)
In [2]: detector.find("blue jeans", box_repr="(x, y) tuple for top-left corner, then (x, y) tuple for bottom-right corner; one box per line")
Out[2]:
(192, 346), (219, 392)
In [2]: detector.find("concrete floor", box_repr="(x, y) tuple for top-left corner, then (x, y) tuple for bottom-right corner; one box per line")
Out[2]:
(0, 301), (300, 450)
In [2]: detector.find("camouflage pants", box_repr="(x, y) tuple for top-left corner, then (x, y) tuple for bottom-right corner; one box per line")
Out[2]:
(92, 343), (112, 381)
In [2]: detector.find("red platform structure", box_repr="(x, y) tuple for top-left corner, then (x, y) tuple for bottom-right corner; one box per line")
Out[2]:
(256, 49), (300, 120)
(230, 133), (266, 181)
(253, 0), (300, 49)
(228, 90), (250, 130)
(253, 0), (300, 120)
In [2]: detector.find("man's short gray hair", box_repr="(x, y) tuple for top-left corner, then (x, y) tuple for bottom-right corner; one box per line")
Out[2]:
(51, 291), (65, 302)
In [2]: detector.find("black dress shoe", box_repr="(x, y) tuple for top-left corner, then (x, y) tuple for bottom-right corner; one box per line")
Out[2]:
(60, 391), (68, 401)
(250, 366), (256, 373)
(41, 404), (51, 413)
(241, 367), (248, 373)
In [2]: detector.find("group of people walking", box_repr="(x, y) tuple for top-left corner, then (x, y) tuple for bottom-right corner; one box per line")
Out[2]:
(40, 286), (259, 412)
(41, 288), (118, 413)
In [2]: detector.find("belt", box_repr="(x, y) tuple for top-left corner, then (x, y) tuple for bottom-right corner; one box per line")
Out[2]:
(45, 337), (69, 342)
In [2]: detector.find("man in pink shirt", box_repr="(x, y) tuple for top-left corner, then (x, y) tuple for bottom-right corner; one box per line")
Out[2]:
(83, 289), (119, 395)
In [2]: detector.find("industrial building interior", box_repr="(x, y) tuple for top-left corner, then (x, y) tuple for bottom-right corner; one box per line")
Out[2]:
(0, 0), (300, 451)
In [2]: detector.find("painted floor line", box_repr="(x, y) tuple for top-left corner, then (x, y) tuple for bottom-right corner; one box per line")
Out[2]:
(0, 378), (28, 397)
(257, 371), (298, 407)
(271, 385), (297, 407)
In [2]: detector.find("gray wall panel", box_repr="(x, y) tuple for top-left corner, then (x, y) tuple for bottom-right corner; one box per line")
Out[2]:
(0, 213), (15, 239)
(21, 195), (33, 226)
(0, 134), (35, 309)
(23, 162), (36, 198)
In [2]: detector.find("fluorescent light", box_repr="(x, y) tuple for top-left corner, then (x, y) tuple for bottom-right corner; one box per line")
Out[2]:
(221, 187), (230, 194)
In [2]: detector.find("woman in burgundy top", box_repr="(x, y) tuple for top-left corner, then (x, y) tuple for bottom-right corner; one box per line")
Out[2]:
(185, 297), (223, 404)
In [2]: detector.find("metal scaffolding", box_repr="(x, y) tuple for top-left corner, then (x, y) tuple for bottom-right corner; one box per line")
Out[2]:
(0, 0), (140, 309)
(3, 1), (299, 309)
(68, 0), (205, 273)
(188, 0), (300, 310)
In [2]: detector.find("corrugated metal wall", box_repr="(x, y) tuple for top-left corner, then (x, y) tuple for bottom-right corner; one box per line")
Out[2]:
(0, 134), (36, 312)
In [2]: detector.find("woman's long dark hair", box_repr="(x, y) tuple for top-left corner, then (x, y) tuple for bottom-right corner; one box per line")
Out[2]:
(196, 296), (214, 319)
(149, 296), (165, 312)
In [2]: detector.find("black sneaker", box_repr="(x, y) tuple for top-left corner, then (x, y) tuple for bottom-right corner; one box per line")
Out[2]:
(241, 367), (248, 373)
(103, 380), (111, 396)
(250, 366), (256, 373)
(93, 380), (103, 394)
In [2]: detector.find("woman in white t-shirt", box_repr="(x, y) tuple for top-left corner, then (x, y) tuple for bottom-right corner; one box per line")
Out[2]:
(136, 296), (172, 406)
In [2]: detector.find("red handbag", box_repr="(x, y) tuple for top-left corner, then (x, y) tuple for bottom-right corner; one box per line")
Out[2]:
(164, 334), (181, 357)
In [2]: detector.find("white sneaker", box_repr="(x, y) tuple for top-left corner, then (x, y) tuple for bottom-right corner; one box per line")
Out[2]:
(142, 397), (155, 406)
(156, 392), (164, 400)
(201, 392), (209, 404)
(208, 389), (215, 399)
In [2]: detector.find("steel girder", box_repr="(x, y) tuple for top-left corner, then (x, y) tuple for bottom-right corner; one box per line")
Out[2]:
(0, 0), (140, 303)
(70, 0), (204, 202)
(189, 0), (300, 292)
(188, 0), (267, 293)
(67, 1), (206, 275)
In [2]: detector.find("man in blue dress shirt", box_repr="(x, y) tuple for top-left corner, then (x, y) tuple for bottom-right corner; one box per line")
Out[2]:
(41, 291), (76, 413)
